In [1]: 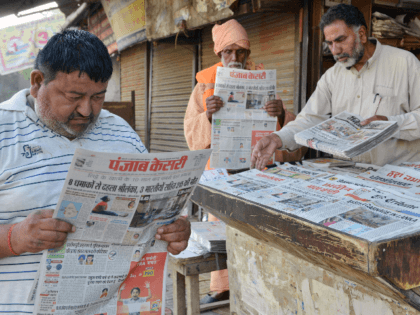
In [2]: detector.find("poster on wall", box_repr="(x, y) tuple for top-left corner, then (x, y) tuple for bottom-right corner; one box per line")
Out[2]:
(101, 0), (146, 52)
(0, 11), (65, 75)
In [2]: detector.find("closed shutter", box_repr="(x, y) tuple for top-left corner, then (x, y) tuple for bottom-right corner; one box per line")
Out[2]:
(201, 12), (297, 112)
(149, 43), (194, 152)
(120, 43), (147, 141)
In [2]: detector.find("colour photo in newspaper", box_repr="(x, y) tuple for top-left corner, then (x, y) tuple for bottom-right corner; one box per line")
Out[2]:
(210, 67), (277, 169)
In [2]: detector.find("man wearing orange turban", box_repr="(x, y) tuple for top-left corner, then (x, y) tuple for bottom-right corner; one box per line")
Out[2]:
(183, 19), (306, 304)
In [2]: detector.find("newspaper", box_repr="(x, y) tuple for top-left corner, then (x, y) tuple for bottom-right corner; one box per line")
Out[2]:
(201, 165), (420, 242)
(357, 164), (420, 198)
(400, 161), (420, 172)
(302, 159), (381, 177)
(210, 67), (277, 169)
(199, 168), (229, 183)
(190, 221), (227, 253)
(33, 148), (211, 315)
(294, 111), (398, 159)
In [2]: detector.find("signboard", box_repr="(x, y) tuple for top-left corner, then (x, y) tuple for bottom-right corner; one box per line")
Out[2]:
(0, 11), (65, 75)
(101, 0), (146, 52)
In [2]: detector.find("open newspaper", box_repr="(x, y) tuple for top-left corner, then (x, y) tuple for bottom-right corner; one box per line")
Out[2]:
(33, 148), (211, 315)
(294, 111), (398, 159)
(210, 67), (277, 169)
(201, 163), (420, 242)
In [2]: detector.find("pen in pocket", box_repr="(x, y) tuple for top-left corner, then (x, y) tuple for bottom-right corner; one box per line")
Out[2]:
(373, 93), (382, 115)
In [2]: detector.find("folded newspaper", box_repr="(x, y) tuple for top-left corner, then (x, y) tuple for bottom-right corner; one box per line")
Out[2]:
(294, 111), (398, 159)
(190, 221), (227, 253)
(32, 148), (211, 315)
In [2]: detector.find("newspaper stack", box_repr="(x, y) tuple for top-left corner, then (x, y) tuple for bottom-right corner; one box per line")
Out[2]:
(294, 111), (398, 159)
(190, 221), (227, 253)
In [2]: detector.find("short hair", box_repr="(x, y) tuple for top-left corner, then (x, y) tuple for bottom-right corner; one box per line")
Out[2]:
(87, 255), (94, 259)
(319, 4), (367, 34)
(131, 287), (140, 294)
(102, 288), (108, 292)
(34, 29), (113, 85)
(78, 255), (85, 260)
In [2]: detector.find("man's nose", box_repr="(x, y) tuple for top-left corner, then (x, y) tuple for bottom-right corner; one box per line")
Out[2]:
(331, 43), (342, 55)
(231, 52), (237, 62)
(76, 97), (92, 117)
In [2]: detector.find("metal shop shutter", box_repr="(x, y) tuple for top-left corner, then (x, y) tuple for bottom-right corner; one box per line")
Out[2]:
(149, 43), (194, 152)
(201, 12), (297, 113)
(121, 43), (147, 141)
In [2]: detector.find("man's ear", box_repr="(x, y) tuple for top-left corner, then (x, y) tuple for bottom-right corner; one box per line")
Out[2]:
(30, 70), (45, 98)
(358, 25), (368, 44)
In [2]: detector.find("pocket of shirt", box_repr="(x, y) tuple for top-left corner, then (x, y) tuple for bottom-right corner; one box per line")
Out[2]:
(373, 86), (398, 116)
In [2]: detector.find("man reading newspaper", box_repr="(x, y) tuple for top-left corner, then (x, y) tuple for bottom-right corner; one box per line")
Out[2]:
(252, 4), (420, 170)
(0, 30), (190, 314)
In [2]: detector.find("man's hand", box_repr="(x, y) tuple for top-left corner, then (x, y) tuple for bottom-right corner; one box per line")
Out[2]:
(205, 95), (223, 121)
(11, 209), (75, 255)
(263, 99), (284, 118)
(360, 115), (388, 126)
(155, 216), (191, 255)
(145, 281), (150, 289)
(251, 133), (283, 170)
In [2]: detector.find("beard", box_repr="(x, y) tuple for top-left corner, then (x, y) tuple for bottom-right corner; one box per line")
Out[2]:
(34, 98), (99, 139)
(334, 34), (365, 69)
(221, 55), (247, 69)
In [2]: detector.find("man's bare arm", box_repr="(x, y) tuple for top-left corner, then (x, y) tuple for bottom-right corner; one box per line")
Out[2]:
(0, 209), (74, 258)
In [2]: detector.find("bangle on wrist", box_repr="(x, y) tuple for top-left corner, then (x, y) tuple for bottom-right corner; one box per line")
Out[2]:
(8, 224), (19, 256)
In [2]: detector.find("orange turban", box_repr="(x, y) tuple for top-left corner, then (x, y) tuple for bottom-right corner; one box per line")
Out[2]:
(212, 19), (250, 55)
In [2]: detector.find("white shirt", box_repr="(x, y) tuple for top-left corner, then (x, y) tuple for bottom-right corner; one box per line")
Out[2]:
(0, 89), (147, 314)
(276, 39), (420, 166)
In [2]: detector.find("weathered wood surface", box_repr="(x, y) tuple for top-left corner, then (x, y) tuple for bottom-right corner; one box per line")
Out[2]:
(227, 226), (420, 314)
(191, 185), (420, 292)
(374, 234), (420, 290)
(169, 253), (227, 276)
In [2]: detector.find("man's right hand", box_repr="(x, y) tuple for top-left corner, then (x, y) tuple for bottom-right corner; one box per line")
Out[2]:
(205, 95), (223, 121)
(11, 209), (75, 255)
(251, 133), (283, 170)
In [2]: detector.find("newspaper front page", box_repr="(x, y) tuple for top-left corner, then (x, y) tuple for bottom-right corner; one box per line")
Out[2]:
(210, 67), (277, 169)
(294, 111), (398, 159)
(33, 148), (211, 315)
(201, 163), (420, 242)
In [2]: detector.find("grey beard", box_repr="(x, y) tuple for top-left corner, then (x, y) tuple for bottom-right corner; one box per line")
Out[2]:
(222, 55), (247, 69)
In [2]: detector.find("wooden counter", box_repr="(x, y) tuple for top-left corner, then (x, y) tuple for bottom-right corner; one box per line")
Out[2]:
(191, 184), (420, 314)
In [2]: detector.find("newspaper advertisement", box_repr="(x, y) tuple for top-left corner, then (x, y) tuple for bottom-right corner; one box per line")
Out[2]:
(294, 111), (398, 159)
(201, 165), (420, 242)
(210, 67), (277, 169)
(33, 148), (211, 315)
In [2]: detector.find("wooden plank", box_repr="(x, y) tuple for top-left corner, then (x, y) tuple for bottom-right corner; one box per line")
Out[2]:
(374, 233), (420, 290)
(185, 275), (200, 315)
(199, 300), (230, 312)
(172, 269), (186, 315)
(191, 185), (370, 272)
(169, 254), (228, 276)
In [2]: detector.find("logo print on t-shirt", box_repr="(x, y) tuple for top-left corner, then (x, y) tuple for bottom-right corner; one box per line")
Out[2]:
(21, 144), (43, 158)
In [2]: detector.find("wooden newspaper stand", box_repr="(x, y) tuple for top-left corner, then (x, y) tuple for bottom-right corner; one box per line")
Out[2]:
(191, 184), (420, 315)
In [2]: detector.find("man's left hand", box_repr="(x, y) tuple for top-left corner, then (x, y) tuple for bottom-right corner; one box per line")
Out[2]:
(263, 100), (284, 118)
(360, 115), (388, 126)
(155, 216), (191, 255)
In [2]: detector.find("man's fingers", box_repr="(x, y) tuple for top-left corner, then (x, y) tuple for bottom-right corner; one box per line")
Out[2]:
(167, 240), (188, 255)
(360, 115), (388, 126)
(37, 229), (69, 242)
(31, 209), (54, 219)
(156, 218), (190, 235)
(40, 218), (75, 233)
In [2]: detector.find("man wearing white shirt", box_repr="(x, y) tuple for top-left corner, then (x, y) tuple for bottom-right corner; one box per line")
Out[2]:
(252, 4), (420, 169)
